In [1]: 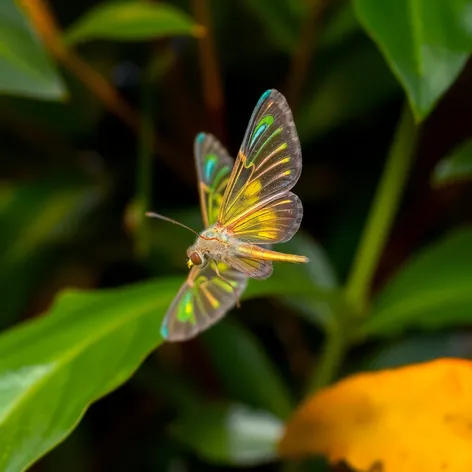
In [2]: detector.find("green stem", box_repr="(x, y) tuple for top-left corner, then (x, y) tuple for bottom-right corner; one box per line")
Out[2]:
(307, 104), (417, 392)
(344, 104), (417, 314)
(135, 76), (155, 259)
(307, 321), (346, 392)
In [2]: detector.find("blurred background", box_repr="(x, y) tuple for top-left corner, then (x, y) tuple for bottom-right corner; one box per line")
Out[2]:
(2, 0), (472, 471)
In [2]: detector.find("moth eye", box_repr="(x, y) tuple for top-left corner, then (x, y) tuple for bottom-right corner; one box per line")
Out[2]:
(190, 252), (202, 265)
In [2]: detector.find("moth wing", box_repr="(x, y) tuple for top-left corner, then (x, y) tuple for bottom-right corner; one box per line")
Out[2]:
(194, 133), (234, 227)
(161, 262), (248, 342)
(217, 90), (302, 231)
(229, 192), (303, 244)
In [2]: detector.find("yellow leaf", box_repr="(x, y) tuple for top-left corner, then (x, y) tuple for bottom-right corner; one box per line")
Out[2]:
(279, 359), (472, 472)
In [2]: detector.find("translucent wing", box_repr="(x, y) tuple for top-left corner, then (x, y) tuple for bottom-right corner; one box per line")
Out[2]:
(217, 89), (302, 242)
(194, 133), (234, 227)
(223, 255), (273, 280)
(230, 192), (303, 244)
(161, 262), (248, 342)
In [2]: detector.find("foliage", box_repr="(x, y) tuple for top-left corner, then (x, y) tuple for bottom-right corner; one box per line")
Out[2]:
(0, 0), (65, 99)
(432, 139), (472, 187)
(0, 0), (471, 471)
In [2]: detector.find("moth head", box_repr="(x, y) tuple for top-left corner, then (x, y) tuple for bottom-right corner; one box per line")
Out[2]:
(187, 250), (205, 269)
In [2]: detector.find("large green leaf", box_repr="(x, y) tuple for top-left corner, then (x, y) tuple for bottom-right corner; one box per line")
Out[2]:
(64, 1), (203, 45)
(203, 320), (293, 419)
(445, 0), (472, 50)
(432, 139), (472, 187)
(171, 402), (282, 466)
(0, 257), (325, 471)
(0, 175), (104, 328)
(0, 0), (65, 99)
(0, 278), (178, 472)
(354, 0), (469, 120)
(360, 227), (472, 338)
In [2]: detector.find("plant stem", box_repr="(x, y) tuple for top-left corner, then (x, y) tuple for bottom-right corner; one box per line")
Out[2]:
(345, 104), (417, 314)
(192, 0), (226, 141)
(307, 104), (417, 392)
(307, 321), (346, 392)
(135, 77), (155, 259)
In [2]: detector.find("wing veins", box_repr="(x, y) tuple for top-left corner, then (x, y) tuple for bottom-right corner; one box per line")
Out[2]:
(232, 207), (294, 228)
(250, 127), (283, 164)
(253, 152), (289, 181)
(252, 141), (286, 175)
(218, 157), (255, 221)
(226, 191), (289, 229)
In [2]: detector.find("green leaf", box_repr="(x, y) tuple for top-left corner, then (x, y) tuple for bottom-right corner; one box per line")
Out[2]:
(0, 175), (104, 328)
(0, 0), (66, 99)
(367, 0), (472, 53)
(64, 1), (204, 45)
(171, 402), (283, 465)
(432, 140), (472, 187)
(0, 278), (178, 472)
(360, 227), (472, 338)
(354, 0), (469, 120)
(445, 0), (472, 50)
(0, 250), (326, 470)
(203, 320), (293, 419)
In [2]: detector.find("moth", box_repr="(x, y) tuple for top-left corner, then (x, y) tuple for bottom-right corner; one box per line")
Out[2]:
(147, 89), (308, 341)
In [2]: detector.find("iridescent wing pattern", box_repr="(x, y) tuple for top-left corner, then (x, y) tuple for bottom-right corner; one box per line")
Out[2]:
(161, 133), (249, 341)
(222, 254), (273, 280)
(194, 132), (234, 227)
(160, 262), (248, 341)
(159, 90), (308, 341)
(229, 192), (303, 244)
(217, 90), (303, 245)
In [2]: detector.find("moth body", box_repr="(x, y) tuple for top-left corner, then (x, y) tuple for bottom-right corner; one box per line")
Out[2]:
(187, 223), (308, 275)
(186, 224), (234, 268)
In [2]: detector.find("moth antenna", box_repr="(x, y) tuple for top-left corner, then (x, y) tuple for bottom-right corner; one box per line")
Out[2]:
(145, 211), (202, 238)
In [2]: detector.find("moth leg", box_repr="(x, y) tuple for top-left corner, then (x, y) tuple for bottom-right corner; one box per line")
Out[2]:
(214, 263), (241, 308)
(187, 266), (201, 287)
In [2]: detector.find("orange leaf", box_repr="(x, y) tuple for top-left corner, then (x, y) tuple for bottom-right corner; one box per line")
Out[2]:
(279, 359), (472, 472)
